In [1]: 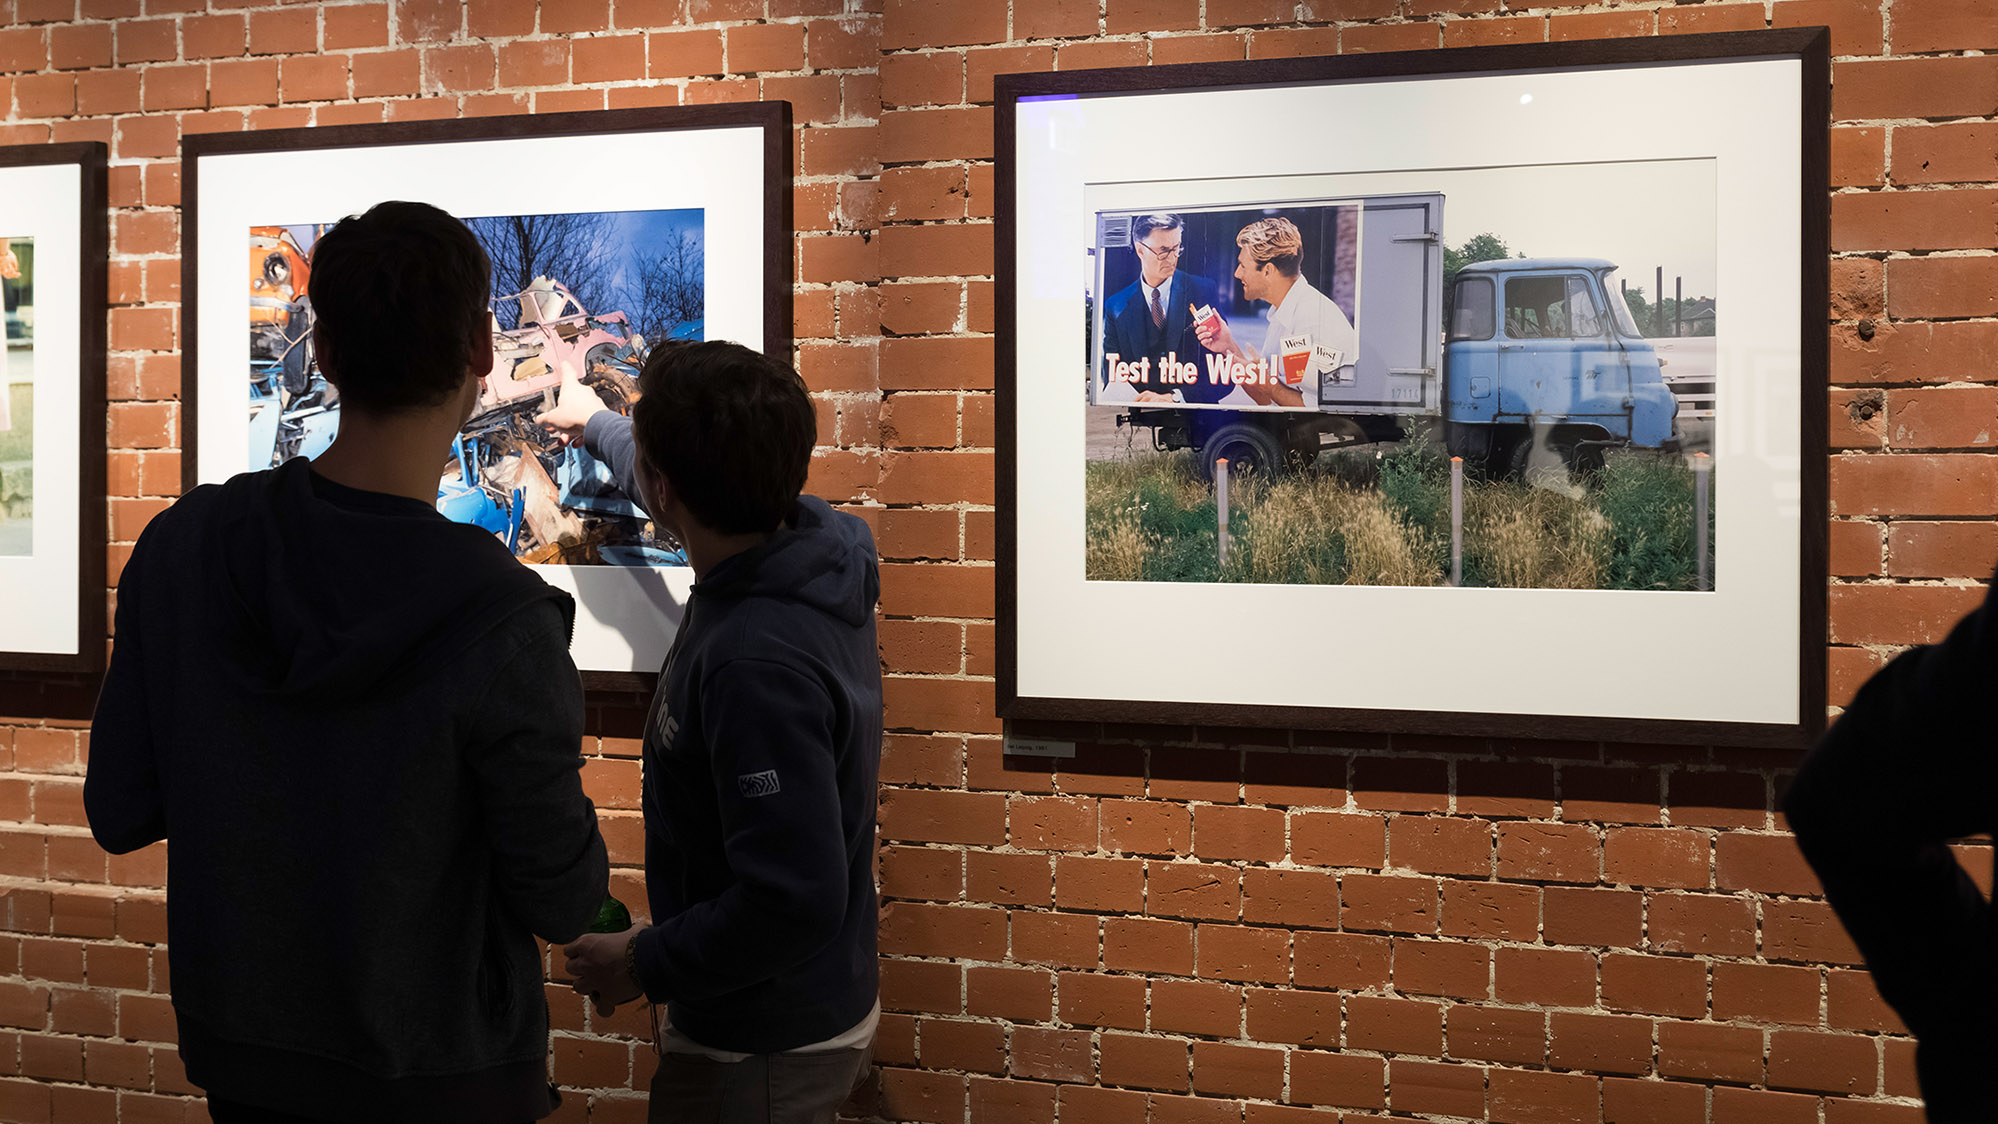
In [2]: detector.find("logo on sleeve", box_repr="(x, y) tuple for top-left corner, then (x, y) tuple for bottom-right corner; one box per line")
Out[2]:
(737, 770), (782, 798)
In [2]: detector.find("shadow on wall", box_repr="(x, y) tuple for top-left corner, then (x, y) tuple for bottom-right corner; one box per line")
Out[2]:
(996, 723), (1771, 822)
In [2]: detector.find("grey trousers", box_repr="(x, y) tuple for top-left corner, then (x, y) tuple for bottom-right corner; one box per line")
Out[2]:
(648, 1045), (873, 1124)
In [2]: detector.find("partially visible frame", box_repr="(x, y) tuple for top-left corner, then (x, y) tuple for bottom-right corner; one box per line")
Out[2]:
(0, 142), (108, 673)
(184, 105), (791, 685)
(997, 30), (1830, 746)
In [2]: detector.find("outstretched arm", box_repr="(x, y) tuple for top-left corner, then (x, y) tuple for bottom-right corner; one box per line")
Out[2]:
(534, 357), (614, 447)
(535, 357), (646, 506)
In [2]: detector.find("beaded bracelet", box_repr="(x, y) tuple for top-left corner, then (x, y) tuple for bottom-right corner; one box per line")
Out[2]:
(623, 929), (642, 994)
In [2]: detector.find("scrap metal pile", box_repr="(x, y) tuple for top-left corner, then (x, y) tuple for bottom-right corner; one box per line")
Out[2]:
(439, 278), (673, 566)
(247, 251), (672, 565)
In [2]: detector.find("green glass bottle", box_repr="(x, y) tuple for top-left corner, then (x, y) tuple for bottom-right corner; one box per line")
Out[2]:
(590, 893), (631, 934)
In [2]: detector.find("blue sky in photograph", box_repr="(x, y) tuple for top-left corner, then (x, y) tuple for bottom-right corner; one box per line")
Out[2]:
(600, 207), (703, 295)
(274, 207), (704, 297)
(270, 207), (705, 332)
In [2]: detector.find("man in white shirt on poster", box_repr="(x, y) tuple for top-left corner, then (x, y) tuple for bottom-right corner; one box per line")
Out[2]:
(1196, 216), (1357, 409)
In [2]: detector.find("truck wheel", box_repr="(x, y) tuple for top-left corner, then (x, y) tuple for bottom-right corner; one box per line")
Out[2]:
(1283, 426), (1321, 468)
(1201, 422), (1284, 483)
(1511, 430), (1604, 485)
(1561, 442), (1606, 477)
(1503, 428), (1537, 481)
(1448, 425), (1504, 480)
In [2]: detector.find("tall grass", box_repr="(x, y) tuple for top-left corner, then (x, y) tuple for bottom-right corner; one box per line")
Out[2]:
(1462, 489), (1608, 589)
(1598, 451), (1711, 589)
(1229, 475), (1435, 586)
(1084, 443), (1715, 591)
(1083, 455), (1220, 583)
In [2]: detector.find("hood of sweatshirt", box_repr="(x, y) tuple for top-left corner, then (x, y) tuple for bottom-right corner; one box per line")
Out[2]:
(691, 496), (878, 627)
(186, 456), (572, 699)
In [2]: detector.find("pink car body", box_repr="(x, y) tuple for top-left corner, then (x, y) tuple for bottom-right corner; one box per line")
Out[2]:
(483, 278), (637, 407)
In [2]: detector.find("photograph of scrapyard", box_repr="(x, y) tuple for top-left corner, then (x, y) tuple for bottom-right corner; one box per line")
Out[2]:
(247, 207), (704, 566)
(1083, 160), (1719, 592)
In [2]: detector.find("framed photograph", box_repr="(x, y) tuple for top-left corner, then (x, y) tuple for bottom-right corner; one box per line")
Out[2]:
(0, 142), (107, 674)
(997, 30), (1830, 746)
(184, 105), (790, 682)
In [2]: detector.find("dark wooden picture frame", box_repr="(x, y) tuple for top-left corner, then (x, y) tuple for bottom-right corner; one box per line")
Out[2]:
(0, 141), (108, 675)
(180, 104), (792, 689)
(995, 30), (1831, 747)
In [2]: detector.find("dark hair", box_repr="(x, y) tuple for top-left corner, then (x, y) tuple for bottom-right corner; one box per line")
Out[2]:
(1129, 213), (1183, 244)
(630, 341), (815, 535)
(305, 201), (491, 414)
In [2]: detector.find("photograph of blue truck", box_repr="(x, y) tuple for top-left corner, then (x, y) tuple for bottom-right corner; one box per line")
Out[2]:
(1085, 173), (1718, 591)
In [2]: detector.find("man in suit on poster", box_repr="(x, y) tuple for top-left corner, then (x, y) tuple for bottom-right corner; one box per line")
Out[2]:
(1099, 213), (1228, 404)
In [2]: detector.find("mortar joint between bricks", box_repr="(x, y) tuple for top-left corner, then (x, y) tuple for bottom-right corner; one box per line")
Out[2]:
(1838, 181), (1988, 195)
(1872, 248), (1997, 261)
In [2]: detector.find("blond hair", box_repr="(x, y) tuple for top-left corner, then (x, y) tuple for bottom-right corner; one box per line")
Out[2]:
(1236, 217), (1303, 277)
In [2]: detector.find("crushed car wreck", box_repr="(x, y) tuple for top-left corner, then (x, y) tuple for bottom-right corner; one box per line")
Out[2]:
(449, 277), (677, 565)
(247, 238), (681, 568)
(247, 226), (339, 470)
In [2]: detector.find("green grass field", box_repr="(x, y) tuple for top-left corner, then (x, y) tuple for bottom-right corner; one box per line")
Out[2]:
(1084, 438), (1715, 590)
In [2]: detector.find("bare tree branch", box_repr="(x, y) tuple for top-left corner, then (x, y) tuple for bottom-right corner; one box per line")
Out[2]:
(628, 231), (704, 344)
(467, 212), (622, 326)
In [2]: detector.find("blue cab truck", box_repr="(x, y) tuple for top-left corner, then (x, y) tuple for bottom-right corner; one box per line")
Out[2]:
(1099, 193), (1682, 478)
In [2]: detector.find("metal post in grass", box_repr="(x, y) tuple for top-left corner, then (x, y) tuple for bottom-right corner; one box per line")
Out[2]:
(1694, 452), (1712, 591)
(1450, 455), (1464, 586)
(1216, 457), (1231, 568)
(1656, 265), (1665, 336)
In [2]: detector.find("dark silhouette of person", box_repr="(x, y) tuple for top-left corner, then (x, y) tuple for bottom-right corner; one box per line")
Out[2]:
(86, 202), (607, 1123)
(542, 344), (883, 1123)
(1785, 574), (1998, 1123)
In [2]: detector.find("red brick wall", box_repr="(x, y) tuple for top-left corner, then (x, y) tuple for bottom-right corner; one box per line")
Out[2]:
(1, 0), (1992, 1120)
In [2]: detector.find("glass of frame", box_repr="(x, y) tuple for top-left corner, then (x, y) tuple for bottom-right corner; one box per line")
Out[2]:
(183, 105), (791, 685)
(0, 142), (107, 674)
(997, 30), (1830, 746)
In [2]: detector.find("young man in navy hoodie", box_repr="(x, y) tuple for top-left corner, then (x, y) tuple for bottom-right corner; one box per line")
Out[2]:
(85, 202), (609, 1123)
(546, 341), (882, 1123)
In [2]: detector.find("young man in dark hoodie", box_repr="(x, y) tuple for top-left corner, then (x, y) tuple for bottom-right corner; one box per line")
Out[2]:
(84, 201), (609, 1123)
(544, 341), (882, 1124)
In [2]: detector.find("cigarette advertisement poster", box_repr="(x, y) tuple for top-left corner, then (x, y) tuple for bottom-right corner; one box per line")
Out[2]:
(1091, 204), (1359, 412)
(1003, 41), (1821, 740)
(1082, 163), (1720, 596)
